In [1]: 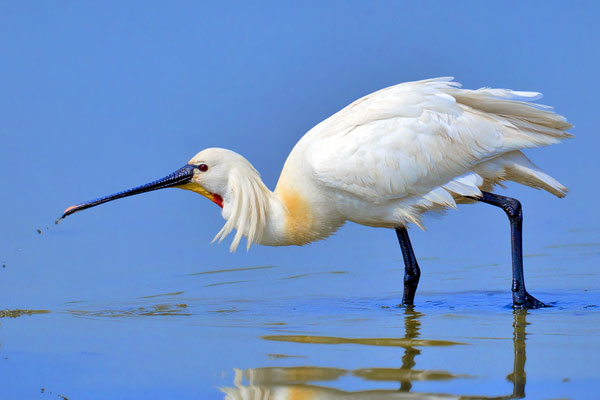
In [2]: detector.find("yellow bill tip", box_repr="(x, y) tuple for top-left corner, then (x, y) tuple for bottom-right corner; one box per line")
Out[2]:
(64, 205), (79, 214)
(56, 204), (81, 224)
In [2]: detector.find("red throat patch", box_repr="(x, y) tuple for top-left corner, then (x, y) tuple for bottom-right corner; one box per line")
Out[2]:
(212, 194), (223, 208)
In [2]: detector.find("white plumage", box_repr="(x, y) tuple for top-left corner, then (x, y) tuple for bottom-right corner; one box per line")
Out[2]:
(60, 77), (571, 308)
(269, 77), (570, 244)
(62, 77), (572, 251)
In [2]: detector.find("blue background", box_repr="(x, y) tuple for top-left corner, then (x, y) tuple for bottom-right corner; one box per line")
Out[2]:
(1, 1), (598, 301)
(0, 3), (599, 398)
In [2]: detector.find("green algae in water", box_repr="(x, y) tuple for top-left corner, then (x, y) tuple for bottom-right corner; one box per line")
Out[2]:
(0, 309), (50, 318)
(262, 335), (465, 347)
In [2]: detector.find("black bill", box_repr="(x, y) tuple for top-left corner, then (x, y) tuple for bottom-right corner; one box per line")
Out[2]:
(57, 164), (196, 222)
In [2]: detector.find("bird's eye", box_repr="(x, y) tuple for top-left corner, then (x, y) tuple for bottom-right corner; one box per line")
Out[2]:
(198, 164), (209, 172)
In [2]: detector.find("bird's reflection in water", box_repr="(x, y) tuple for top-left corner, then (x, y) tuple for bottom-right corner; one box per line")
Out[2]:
(221, 309), (531, 400)
(507, 310), (529, 399)
(399, 307), (422, 392)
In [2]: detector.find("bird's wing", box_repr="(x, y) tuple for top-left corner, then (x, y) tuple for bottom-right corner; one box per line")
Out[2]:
(307, 78), (570, 206)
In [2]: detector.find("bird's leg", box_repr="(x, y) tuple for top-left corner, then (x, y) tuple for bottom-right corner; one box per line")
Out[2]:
(396, 227), (421, 305)
(475, 192), (545, 309)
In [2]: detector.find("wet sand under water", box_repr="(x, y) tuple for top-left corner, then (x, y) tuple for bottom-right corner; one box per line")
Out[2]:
(0, 237), (599, 399)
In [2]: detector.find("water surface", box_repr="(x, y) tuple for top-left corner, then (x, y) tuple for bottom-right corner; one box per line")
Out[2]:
(1, 229), (598, 399)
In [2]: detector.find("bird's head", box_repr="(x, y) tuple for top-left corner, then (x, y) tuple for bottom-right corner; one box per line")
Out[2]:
(58, 148), (254, 220)
(59, 147), (273, 251)
(178, 148), (249, 208)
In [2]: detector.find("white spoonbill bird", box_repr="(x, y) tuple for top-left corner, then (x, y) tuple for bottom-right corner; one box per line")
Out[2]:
(60, 77), (572, 309)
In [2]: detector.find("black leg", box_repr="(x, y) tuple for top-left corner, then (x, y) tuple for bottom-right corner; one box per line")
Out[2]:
(396, 227), (421, 305)
(474, 191), (545, 309)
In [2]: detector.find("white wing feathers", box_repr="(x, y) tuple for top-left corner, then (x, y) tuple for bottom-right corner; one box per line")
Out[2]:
(307, 78), (571, 210)
(441, 172), (484, 199)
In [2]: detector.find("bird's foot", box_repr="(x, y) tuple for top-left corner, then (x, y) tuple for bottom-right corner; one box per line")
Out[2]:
(398, 302), (415, 309)
(513, 291), (545, 309)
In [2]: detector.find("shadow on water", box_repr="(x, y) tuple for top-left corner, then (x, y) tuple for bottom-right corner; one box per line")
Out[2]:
(221, 308), (532, 400)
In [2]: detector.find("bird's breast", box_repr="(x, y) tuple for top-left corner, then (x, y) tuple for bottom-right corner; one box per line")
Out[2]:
(276, 187), (316, 245)
(274, 186), (341, 246)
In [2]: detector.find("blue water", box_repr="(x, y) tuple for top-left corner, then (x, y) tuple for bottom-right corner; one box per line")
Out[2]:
(1, 227), (598, 399)
(2, 2), (600, 399)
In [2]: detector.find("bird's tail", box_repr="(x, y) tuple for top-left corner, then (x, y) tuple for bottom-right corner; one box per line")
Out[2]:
(475, 151), (568, 198)
(448, 85), (573, 148)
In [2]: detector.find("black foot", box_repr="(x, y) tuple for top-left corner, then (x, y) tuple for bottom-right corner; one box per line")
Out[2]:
(402, 282), (418, 306)
(513, 292), (545, 309)
(401, 300), (415, 308)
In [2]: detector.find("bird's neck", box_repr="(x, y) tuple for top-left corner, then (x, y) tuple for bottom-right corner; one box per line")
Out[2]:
(226, 184), (323, 248)
(263, 183), (342, 247)
(268, 185), (321, 246)
(218, 168), (341, 250)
